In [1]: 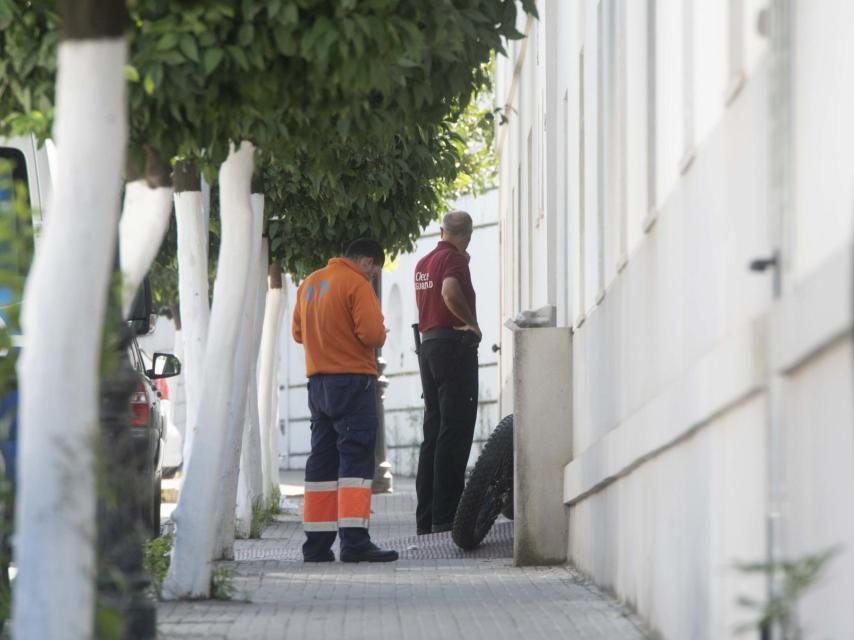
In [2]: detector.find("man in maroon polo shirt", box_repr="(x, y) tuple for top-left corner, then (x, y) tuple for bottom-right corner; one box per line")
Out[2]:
(413, 210), (480, 534)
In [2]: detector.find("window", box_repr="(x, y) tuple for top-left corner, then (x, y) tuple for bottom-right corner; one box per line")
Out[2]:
(626, 0), (650, 253)
(726, 0), (746, 102)
(576, 49), (587, 325)
(645, 0), (658, 227)
(0, 147), (32, 278)
(526, 129), (533, 310)
(694, 0), (727, 143)
(616, 0), (628, 270)
(596, 1), (606, 301)
(561, 89), (571, 326)
(655, 0), (684, 205)
(681, 0), (696, 171)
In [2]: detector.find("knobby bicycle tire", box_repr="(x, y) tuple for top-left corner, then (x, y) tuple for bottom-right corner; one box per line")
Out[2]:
(452, 414), (514, 550)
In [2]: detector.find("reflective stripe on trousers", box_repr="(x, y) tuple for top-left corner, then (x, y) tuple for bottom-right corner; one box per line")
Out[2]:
(303, 477), (371, 531)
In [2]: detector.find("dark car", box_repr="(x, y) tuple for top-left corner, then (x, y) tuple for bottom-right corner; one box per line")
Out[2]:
(124, 279), (182, 539)
(127, 335), (165, 539)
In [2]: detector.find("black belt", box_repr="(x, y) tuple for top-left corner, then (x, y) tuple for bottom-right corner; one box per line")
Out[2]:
(421, 327), (480, 346)
(421, 327), (460, 342)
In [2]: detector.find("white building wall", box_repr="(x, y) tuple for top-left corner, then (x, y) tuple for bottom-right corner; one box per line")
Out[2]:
(278, 191), (501, 476)
(498, 0), (854, 638)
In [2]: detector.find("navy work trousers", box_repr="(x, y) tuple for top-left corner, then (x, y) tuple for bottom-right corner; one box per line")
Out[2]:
(303, 373), (377, 560)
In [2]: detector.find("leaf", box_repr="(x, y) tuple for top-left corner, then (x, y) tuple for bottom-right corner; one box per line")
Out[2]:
(227, 45), (249, 70)
(274, 29), (297, 56)
(202, 48), (224, 75)
(282, 3), (298, 25)
(179, 34), (199, 62)
(267, 0), (282, 18)
(238, 24), (254, 47)
(156, 31), (179, 51)
(124, 65), (140, 82)
(143, 73), (155, 96)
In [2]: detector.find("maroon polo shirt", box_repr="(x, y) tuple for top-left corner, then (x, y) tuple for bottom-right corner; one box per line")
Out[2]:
(414, 240), (477, 333)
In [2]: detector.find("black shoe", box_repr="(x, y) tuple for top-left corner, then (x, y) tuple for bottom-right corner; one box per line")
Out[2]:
(417, 529), (431, 536)
(340, 543), (399, 563)
(431, 522), (453, 533)
(304, 550), (335, 563)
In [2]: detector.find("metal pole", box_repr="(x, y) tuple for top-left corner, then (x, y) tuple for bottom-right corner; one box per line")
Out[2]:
(372, 271), (393, 493)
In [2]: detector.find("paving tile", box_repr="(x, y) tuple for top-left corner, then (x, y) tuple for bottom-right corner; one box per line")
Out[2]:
(158, 479), (650, 639)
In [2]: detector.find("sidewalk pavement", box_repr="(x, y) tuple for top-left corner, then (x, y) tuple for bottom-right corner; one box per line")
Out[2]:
(157, 473), (651, 640)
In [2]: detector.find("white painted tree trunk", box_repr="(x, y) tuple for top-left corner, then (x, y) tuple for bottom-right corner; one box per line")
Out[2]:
(174, 190), (209, 467)
(268, 287), (286, 488)
(162, 142), (255, 599)
(172, 326), (187, 441)
(212, 193), (263, 557)
(234, 377), (261, 539)
(13, 39), (127, 640)
(258, 265), (285, 500)
(234, 238), (268, 538)
(119, 180), (173, 315)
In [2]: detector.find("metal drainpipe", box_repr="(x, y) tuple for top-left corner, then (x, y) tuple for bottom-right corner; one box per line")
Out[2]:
(765, 0), (793, 637)
(372, 271), (393, 494)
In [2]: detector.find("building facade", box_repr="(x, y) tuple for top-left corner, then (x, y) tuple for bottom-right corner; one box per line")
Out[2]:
(278, 190), (501, 477)
(497, 0), (853, 637)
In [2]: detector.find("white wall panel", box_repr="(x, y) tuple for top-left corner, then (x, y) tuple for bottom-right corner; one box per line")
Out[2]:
(792, 0), (854, 282)
(783, 337), (854, 639)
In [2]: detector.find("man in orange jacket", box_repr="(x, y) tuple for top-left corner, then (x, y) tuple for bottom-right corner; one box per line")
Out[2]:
(292, 238), (399, 563)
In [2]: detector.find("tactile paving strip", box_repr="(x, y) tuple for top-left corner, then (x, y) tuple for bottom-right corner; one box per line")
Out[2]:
(234, 521), (513, 562)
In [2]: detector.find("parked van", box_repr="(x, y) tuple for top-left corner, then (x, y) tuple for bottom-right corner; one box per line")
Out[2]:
(0, 136), (180, 600)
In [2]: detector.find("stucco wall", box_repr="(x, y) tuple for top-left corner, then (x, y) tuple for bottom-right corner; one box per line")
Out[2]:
(496, 0), (854, 637)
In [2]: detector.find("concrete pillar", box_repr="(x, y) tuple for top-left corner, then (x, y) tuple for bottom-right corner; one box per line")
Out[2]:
(512, 326), (573, 566)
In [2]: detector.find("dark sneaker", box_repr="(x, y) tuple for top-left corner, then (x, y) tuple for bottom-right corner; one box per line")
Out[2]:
(304, 550), (335, 563)
(340, 543), (399, 563)
(431, 522), (453, 533)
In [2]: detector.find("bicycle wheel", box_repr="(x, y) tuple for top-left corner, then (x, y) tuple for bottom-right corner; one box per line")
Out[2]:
(452, 415), (514, 550)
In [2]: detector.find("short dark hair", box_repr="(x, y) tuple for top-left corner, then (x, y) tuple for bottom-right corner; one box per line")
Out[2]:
(345, 238), (384, 266)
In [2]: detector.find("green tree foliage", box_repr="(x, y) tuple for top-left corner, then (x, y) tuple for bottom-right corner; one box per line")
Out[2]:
(1, 0), (536, 292)
(129, 0), (532, 178)
(263, 88), (496, 279)
(0, 1), (58, 142)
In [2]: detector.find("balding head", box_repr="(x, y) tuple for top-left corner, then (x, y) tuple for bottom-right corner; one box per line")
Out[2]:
(440, 210), (473, 252)
(441, 210), (473, 237)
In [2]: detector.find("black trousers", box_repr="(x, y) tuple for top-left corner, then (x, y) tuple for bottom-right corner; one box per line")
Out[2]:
(415, 336), (478, 532)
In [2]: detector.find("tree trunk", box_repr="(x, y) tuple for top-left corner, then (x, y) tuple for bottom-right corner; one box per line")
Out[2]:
(235, 235), (268, 538)
(267, 284), (286, 490)
(255, 238), (270, 505)
(13, 4), (128, 637)
(162, 142), (254, 599)
(119, 148), (173, 316)
(170, 304), (187, 444)
(173, 162), (208, 469)
(212, 193), (263, 557)
(258, 261), (285, 500)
